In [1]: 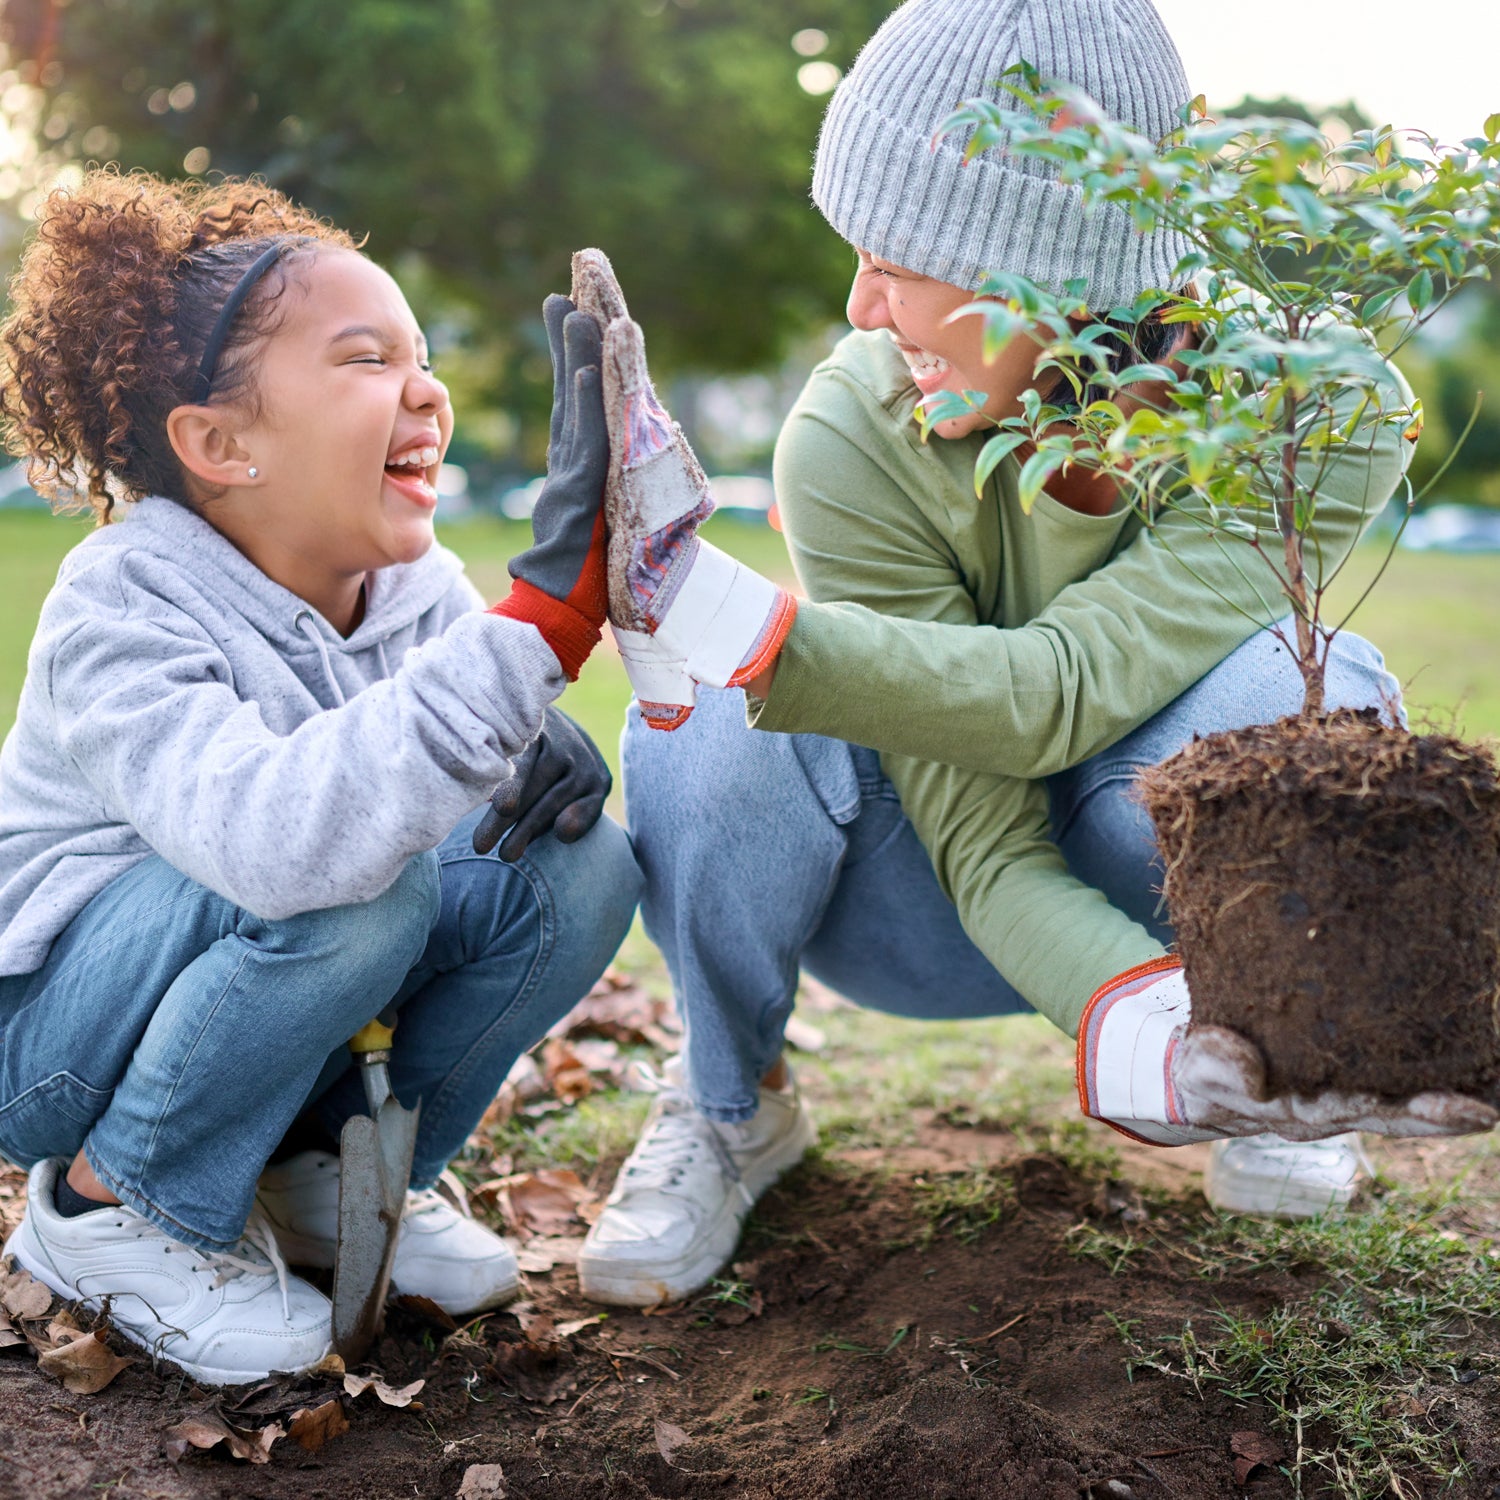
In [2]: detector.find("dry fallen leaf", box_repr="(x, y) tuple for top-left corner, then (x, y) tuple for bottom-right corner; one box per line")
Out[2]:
(1, 1268), (54, 1321)
(162, 1412), (283, 1465)
(654, 1419), (690, 1467)
(513, 1237), (583, 1274)
(286, 1398), (349, 1452)
(0, 1309), (25, 1350)
(553, 969), (681, 1050)
(457, 1462), (508, 1499)
(483, 1169), (594, 1239)
(310, 1351), (347, 1377)
(343, 1373), (425, 1408)
(554, 1314), (604, 1340)
(391, 1294), (460, 1331)
(1230, 1429), (1285, 1485)
(540, 1039), (597, 1103)
(37, 1331), (132, 1394)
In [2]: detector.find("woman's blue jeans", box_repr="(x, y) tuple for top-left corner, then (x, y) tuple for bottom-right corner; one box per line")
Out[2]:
(0, 810), (642, 1250)
(623, 628), (1402, 1124)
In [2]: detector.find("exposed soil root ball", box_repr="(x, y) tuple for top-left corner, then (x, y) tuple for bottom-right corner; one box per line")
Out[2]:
(1139, 709), (1500, 1101)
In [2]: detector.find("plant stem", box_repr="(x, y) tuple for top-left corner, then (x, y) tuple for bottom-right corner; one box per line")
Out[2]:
(1276, 343), (1324, 717)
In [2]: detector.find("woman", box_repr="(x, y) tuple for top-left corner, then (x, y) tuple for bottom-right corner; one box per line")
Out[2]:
(566, 0), (1491, 1310)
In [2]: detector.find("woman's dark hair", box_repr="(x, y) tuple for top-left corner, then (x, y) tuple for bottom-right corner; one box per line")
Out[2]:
(0, 167), (356, 524)
(1043, 303), (1183, 415)
(1046, 303), (1184, 415)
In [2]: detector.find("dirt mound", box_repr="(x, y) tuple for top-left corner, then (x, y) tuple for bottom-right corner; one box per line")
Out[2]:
(1141, 709), (1500, 1099)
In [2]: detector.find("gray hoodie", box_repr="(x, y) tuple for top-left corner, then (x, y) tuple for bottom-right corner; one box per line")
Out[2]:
(0, 496), (565, 977)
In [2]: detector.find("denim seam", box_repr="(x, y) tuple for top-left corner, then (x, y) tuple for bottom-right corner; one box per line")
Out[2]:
(82, 1141), (236, 1252)
(103, 945), (251, 1247)
(409, 857), (555, 1176)
(1051, 763), (1150, 844)
(694, 836), (848, 1127)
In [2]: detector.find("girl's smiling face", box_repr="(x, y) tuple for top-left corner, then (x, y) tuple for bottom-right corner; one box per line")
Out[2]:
(846, 249), (1046, 440)
(180, 247), (454, 630)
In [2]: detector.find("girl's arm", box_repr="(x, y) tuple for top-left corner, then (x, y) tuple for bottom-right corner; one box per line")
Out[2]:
(46, 591), (562, 920)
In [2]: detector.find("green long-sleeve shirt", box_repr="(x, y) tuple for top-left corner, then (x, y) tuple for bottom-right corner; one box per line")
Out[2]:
(755, 329), (1413, 1036)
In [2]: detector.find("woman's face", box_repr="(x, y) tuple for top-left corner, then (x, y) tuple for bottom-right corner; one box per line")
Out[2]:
(846, 249), (1045, 440)
(202, 248), (454, 620)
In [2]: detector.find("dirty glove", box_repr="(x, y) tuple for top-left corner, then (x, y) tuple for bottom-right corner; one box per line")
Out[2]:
(599, 314), (796, 728)
(472, 709), (611, 861)
(570, 248), (796, 730)
(1076, 957), (1499, 1145)
(489, 295), (609, 681)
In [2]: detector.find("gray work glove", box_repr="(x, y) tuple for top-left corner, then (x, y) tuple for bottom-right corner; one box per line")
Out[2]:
(472, 709), (611, 862)
(1078, 958), (1499, 1145)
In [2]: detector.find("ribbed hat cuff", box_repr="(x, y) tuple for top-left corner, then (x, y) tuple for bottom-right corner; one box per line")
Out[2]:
(813, 87), (1193, 309)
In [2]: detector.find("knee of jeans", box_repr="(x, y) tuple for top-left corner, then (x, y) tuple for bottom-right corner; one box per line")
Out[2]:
(324, 849), (442, 978)
(530, 815), (642, 954)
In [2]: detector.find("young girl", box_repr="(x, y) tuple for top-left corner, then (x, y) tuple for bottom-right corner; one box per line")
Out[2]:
(0, 170), (640, 1384)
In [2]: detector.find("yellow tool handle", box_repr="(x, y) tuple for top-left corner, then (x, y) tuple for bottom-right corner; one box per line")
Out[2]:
(349, 1016), (395, 1055)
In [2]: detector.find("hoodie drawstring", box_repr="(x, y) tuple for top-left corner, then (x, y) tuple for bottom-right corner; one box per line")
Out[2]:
(292, 609), (347, 707)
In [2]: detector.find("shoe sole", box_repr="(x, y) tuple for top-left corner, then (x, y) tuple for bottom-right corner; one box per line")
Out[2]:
(1205, 1177), (1361, 1218)
(577, 1107), (817, 1308)
(4, 1220), (331, 1387)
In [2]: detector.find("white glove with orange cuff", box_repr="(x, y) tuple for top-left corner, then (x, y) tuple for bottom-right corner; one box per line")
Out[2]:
(1077, 957), (1498, 1145)
(571, 247), (795, 730)
(600, 314), (795, 729)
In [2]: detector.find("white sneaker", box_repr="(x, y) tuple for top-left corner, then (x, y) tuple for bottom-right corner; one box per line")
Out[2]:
(1203, 1132), (1370, 1218)
(255, 1151), (519, 1316)
(577, 1059), (816, 1307)
(3, 1157), (331, 1386)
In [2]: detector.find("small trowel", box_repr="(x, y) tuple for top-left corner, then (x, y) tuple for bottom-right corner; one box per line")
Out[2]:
(331, 1011), (420, 1363)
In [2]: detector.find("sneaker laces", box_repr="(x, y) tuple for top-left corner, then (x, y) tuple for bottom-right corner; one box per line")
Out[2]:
(200, 1206), (294, 1320)
(617, 1065), (747, 1200)
(404, 1186), (465, 1222)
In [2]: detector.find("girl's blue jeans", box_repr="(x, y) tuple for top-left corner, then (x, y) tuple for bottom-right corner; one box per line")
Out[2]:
(0, 810), (642, 1251)
(622, 627), (1402, 1124)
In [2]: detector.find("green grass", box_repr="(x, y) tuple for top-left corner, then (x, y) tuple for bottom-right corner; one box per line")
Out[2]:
(3, 511), (1496, 753)
(1089, 1188), (1500, 1499)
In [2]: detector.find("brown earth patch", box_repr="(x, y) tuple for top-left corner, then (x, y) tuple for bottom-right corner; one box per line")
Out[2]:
(7, 1123), (1500, 1500)
(1141, 709), (1500, 1100)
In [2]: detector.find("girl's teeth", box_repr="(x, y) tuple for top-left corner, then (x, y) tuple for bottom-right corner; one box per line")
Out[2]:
(391, 446), (439, 468)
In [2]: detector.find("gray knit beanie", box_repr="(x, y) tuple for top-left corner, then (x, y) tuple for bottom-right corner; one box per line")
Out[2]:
(812, 0), (1194, 307)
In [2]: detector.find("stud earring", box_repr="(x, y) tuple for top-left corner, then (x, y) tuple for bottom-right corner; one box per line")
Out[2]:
(247, 467), (259, 479)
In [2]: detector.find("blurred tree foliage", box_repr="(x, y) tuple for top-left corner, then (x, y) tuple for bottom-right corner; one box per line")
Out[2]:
(0, 0), (894, 464)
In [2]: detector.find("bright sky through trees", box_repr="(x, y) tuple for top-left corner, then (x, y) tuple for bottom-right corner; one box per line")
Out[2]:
(1155, 0), (1496, 146)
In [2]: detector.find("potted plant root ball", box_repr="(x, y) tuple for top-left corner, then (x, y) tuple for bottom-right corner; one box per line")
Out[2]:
(927, 79), (1500, 1102)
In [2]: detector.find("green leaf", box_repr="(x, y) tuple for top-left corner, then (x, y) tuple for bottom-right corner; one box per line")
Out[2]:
(1486, 112), (1500, 143)
(1016, 448), (1068, 513)
(973, 432), (1029, 495)
(1407, 268), (1434, 312)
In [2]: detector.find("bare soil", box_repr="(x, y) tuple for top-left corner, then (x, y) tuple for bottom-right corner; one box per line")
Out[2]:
(6, 1123), (1500, 1500)
(1141, 710), (1500, 1100)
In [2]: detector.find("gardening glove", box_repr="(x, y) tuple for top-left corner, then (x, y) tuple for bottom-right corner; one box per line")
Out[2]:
(600, 313), (796, 728)
(488, 295), (609, 681)
(1076, 957), (1500, 1146)
(570, 248), (797, 730)
(472, 708), (612, 861)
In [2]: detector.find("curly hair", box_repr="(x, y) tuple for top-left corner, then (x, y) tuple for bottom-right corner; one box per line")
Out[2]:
(0, 168), (356, 523)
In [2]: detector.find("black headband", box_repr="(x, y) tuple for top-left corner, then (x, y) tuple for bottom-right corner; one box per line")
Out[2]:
(189, 242), (291, 404)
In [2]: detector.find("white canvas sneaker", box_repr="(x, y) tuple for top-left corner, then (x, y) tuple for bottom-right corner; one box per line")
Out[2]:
(3, 1157), (331, 1386)
(578, 1058), (816, 1307)
(1203, 1132), (1370, 1218)
(255, 1151), (519, 1315)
